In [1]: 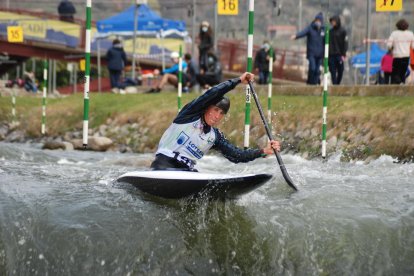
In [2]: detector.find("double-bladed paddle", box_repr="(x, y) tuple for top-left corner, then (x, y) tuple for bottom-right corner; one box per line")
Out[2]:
(247, 81), (298, 191)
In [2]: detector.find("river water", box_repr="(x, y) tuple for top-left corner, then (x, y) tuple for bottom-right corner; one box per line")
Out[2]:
(0, 141), (413, 275)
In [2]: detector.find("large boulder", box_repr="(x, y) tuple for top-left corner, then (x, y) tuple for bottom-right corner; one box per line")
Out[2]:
(71, 139), (84, 150)
(62, 141), (74, 151)
(88, 136), (113, 151)
(5, 130), (25, 143)
(42, 141), (66, 150)
(0, 124), (9, 140)
(42, 140), (74, 151)
(71, 136), (113, 151)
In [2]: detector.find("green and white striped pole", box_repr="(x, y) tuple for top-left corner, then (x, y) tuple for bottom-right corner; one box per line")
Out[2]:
(267, 47), (273, 133)
(83, 0), (91, 147)
(244, 0), (254, 149)
(322, 24), (330, 159)
(41, 60), (48, 135)
(178, 45), (182, 112)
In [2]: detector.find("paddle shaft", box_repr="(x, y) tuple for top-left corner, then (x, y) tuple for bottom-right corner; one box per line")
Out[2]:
(248, 81), (298, 191)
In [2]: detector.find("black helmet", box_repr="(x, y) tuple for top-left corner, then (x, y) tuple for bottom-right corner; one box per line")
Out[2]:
(215, 97), (230, 114)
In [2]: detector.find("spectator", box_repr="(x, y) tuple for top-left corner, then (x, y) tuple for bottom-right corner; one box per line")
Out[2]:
(381, 50), (393, 85)
(119, 76), (143, 91)
(291, 12), (325, 85)
(106, 39), (127, 94)
(328, 15), (348, 85)
(196, 52), (222, 89)
(23, 71), (37, 93)
(198, 21), (214, 72)
(184, 53), (198, 92)
(5, 78), (24, 88)
(387, 19), (414, 84)
(58, 0), (76, 23)
(146, 52), (188, 93)
(254, 40), (276, 84)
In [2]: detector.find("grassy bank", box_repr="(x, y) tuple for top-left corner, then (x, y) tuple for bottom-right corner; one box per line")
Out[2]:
(1, 88), (414, 161)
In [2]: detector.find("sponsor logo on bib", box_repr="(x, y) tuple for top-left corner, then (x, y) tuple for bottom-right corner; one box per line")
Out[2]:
(186, 141), (204, 159)
(176, 131), (190, 145)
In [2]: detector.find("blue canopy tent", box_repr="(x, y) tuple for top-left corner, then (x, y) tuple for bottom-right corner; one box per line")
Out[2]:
(351, 43), (386, 76)
(96, 4), (187, 38)
(93, 4), (188, 91)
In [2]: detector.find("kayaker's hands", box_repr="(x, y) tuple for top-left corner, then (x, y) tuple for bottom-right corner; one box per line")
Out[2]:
(240, 72), (254, 84)
(263, 140), (281, 155)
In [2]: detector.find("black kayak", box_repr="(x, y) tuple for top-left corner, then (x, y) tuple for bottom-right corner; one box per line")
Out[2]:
(116, 171), (272, 199)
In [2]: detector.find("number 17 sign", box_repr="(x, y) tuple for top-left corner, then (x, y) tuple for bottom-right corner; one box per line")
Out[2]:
(376, 0), (402, 12)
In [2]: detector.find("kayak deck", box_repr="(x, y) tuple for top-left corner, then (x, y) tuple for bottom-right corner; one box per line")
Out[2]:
(116, 171), (272, 199)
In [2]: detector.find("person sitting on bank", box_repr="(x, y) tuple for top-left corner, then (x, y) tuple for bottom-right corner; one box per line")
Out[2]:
(23, 71), (38, 93)
(184, 53), (198, 92)
(146, 52), (188, 93)
(150, 72), (280, 171)
(196, 52), (222, 90)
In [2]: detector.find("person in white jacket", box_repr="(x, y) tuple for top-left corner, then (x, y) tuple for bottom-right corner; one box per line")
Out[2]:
(387, 19), (414, 84)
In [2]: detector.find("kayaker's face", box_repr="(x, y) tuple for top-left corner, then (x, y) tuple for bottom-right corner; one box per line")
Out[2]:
(204, 105), (225, 126)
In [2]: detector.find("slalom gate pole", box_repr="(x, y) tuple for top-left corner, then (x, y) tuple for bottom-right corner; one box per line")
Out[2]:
(178, 45), (182, 112)
(41, 60), (48, 135)
(244, 0), (254, 149)
(267, 47), (273, 134)
(82, 0), (91, 147)
(321, 22), (330, 159)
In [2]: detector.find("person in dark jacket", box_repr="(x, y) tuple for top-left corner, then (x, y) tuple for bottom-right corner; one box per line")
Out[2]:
(291, 12), (325, 85)
(254, 41), (276, 84)
(196, 52), (222, 89)
(106, 39), (127, 93)
(150, 72), (281, 171)
(328, 15), (348, 85)
(184, 53), (198, 92)
(58, 0), (76, 22)
(198, 21), (214, 72)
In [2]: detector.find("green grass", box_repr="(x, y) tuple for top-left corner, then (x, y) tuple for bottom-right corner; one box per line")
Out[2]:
(1, 91), (414, 160)
(1, 92), (414, 135)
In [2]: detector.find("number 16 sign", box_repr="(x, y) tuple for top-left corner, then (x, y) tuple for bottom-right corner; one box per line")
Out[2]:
(218, 0), (239, 15)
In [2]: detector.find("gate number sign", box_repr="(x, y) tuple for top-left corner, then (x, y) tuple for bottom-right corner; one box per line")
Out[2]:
(7, 26), (24, 43)
(376, 0), (402, 12)
(218, 0), (239, 15)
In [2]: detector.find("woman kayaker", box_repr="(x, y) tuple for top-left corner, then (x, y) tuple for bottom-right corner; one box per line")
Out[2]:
(151, 72), (280, 171)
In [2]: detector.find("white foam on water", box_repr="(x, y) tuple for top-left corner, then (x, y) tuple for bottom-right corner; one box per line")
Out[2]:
(326, 151), (343, 163)
(98, 179), (111, 186)
(354, 160), (365, 165)
(280, 153), (309, 164)
(57, 158), (88, 166)
(237, 190), (267, 206)
(369, 154), (399, 165)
